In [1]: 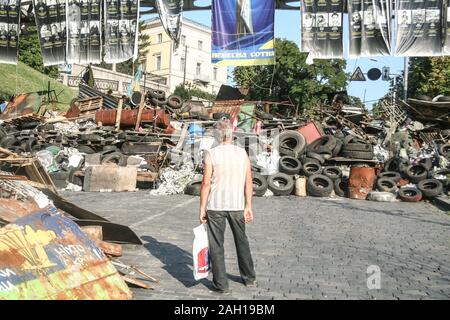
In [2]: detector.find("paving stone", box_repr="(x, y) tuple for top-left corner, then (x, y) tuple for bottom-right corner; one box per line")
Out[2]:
(62, 192), (450, 300)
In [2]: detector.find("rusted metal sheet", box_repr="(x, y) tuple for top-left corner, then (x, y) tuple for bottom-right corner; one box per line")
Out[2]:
(95, 108), (170, 128)
(0, 208), (133, 300)
(211, 101), (243, 119)
(348, 166), (376, 200)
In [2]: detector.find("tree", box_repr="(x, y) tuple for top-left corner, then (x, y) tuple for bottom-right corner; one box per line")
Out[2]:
(174, 83), (216, 101)
(233, 39), (347, 111)
(19, 26), (58, 78)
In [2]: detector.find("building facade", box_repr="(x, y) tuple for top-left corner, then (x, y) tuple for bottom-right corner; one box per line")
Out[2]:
(142, 17), (228, 95)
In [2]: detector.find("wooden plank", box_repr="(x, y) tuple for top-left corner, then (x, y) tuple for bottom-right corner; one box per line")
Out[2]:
(115, 98), (123, 132)
(134, 91), (146, 131)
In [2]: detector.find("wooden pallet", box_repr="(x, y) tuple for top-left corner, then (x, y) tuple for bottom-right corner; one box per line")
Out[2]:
(78, 96), (103, 114)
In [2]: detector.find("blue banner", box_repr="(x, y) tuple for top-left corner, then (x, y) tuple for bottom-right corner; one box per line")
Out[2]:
(212, 0), (275, 66)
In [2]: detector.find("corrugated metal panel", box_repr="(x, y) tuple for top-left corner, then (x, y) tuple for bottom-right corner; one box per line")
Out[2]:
(79, 84), (118, 109)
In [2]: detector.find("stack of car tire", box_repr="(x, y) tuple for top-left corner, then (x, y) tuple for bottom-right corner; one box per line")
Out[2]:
(373, 152), (449, 202)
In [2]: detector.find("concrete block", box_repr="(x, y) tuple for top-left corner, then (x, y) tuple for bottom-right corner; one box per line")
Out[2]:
(83, 164), (137, 192)
(84, 153), (101, 166)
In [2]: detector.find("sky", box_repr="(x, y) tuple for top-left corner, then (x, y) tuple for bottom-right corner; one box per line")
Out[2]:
(149, 7), (406, 109)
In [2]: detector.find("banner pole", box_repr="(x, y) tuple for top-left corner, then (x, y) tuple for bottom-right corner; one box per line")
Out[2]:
(403, 56), (409, 101)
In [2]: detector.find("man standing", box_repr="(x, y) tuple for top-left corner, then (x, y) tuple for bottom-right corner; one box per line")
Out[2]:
(199, 119), (256, 295)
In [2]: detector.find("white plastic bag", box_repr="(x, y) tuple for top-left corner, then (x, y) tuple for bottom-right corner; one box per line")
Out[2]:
(192, 224), (211, 280)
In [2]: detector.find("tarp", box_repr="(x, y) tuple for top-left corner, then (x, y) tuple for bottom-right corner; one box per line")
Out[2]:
(33, 0), (67, 66)
(155, 0), (183, 48)
(395, 0), (443, 56)
(301, 0), (344, 59)
(212, 0), (275, 66)
(104, 0), (140, 64)
(0, 0), (20, 64)
(348, 0), (391, 58)
(66, 0), (102, 64)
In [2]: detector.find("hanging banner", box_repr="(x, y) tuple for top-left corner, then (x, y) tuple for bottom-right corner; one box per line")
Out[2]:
(33, 0), (67, 66)
(443, 0), (450, 54)
(155, 0), (183, 48)
(348, 0), (391, 58)
(395, 0), (443, 56)
(212, 0), (275, 66)
(301, 0), (344, 59)
(104, 0), (139, 64)
(66, 0), (102, 64)
(0, 0), (20, 64)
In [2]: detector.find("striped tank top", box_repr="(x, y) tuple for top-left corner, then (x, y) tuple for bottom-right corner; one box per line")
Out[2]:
(206, 144), (249, 211)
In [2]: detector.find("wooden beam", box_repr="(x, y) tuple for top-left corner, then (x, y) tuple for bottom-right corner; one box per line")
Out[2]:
(134, 92), (146, 131)
(115, 98), (123, 132)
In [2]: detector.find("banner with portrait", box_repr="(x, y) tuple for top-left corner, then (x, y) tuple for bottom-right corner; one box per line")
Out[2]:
(395, 0), (443, 56)
(33, 0), (67, 66)
(212, 0), (275, 66)
(443, 0), (450, 54)
(66, 0), (102, 64)
(0, 0), (20, 64)
(104, 0), (139, 64)
(155, 0), (183, 48)
(301, 0), (344, 59)
(348, 0), (391, 58)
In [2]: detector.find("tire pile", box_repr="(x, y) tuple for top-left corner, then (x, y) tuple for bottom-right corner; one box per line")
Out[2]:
(0, 121), (166, 190)
(251, 130), (374, 198)
(250, 129), (450, 201)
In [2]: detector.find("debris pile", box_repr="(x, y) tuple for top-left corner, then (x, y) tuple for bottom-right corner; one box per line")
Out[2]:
(0, 86), (449, 208)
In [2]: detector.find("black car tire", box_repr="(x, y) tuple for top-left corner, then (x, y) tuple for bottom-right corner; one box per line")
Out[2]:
(279, 156), (302, 175)
(184, 179), (202, 196)
(376, 178), (398, 193)
(253, 173), (268, 197)
(439, 144), (450, 156)
(101, 152), (127, 166)
(307, 174), (334, 197)
(398, 187), (423, 202)
(302, 161), (322, 177)
(405, 164), (428, 184)
(340, 150), (374, 160)
(418, 158), (433, 171)
(267, 173), (295, 196)
(149, 89), (166, 100)
(167, 95), (183, 109)
(275, 131), (306, 157)
(323, 166), (342, 181)
(342, 143), (373, 152)
(378, 171), (401, 183)
(334, 178), (348, 197)
(306, 151), (325, 164)
(417, 179), (443, 198)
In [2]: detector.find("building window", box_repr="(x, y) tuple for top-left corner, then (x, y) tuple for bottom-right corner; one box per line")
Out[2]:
(213, 67), (218, 81)
(155, 54), (162, 70)
(198, 40), (203, 50)
(180, 56), (185, 71)
(196, 63), (201, 76)
(157, 33), (162, 43)
(181, 35), (186, 46)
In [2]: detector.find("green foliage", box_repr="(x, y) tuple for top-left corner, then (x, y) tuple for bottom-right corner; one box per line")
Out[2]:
(174, 83), (216, 101)
(18, 26), (58, 78)
(0, 62), (77, 108)
(233, 39), (347, 111)
(373, 56), (450, 113)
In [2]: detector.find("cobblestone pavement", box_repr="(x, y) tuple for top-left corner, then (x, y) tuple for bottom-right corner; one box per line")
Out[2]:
(62, 192), (450, 300)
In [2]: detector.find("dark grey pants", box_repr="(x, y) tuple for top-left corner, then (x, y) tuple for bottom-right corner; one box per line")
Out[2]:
(206, 210), (256, 290)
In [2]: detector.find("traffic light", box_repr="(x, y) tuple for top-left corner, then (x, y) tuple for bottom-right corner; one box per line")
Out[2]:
(382, 67), (390, 81)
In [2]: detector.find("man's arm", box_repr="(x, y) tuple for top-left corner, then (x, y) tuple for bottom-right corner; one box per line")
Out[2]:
(244, 156), (254, 224)
(199, 151), (212, 224)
